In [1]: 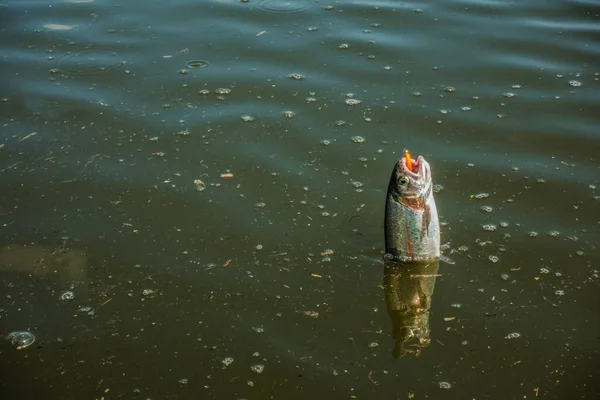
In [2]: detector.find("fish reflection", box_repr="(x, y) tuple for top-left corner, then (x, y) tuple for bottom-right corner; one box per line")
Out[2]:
(383, 260), (439, 358)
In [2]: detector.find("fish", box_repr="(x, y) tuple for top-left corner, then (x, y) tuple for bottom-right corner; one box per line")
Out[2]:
(384, 152), (440, 262)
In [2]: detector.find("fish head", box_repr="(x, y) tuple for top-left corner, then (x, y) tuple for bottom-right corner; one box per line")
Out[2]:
(388, 155), (432, 207)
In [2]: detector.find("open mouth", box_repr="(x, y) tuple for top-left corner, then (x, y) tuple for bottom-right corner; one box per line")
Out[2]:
(402, 155), (424, 177)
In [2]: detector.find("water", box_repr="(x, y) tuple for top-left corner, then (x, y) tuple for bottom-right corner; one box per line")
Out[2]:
(1, 0), (599, 398)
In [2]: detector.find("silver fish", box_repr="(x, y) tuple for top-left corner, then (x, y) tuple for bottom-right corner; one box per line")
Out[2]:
(384, 154), (440, 262)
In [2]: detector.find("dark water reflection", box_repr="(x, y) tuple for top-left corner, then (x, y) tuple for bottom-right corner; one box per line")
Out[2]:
(1, 0), (599, 398)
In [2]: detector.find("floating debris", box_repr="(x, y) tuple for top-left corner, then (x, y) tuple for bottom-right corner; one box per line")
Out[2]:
(482, 224), (497, 231)
(288, 73), (304, 80)
(7, 331), (36, 350)
(250, 364), (265, 374)
(59, 291), (75, 302)
(222, 357), (234, 367)
(345, 98), (362, 106)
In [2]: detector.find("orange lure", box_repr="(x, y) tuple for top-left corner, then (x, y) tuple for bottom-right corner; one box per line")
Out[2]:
(404, 150), (413, 172)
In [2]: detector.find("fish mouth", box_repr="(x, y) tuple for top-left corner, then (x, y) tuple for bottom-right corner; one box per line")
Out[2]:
(401, 155), (428, 179)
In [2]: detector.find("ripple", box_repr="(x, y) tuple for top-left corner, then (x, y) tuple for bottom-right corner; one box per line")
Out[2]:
(7, 331), (36, 350)
(186, 60), (210, 69)
(55, 48), (123, 76)
(258, 0), (312, 13)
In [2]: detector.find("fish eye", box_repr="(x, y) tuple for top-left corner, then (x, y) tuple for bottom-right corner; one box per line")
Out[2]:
(398, 176), (409, 186)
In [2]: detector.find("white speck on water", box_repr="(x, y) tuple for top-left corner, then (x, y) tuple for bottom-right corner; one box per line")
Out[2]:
(500, 274), (509, 280)
(142, 289), (155, 296)
(439, 382), (452, 389)
(351, 136), (365, 143)
(505, 332), (521, 339)
(321, 139), (331, 145)
(178, 378), (188, 384)
(480, 205), (493, 213)
(489, 255), (500, 263)
(250, 364), (265, 374)
(252, 326), (264, 333)
(548, 230), (560, 238)
(482, 224), (497, 231)
(474, 193), (489, 199)
(451, 303), (462, 308)
(433, 184), (444, 193)
(338, 43), (349, 49)
(368, 342), (380, 348)
(59, 291), (75, 301)
(255, 244), (263, 250)
(555, 290), (565, 296)
(528, 231), (538, 238)
(568, 80), (582, 87)
(460, 106), (472, 111)
(500, 221), (509, 227)
(241, 115), (255, 122)
(345, 98), (362, 106)
(222, 357), (234, 367)
(247, 380), (254, 387)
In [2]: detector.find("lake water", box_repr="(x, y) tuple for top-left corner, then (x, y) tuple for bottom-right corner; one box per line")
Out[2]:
(1, 0), (599, 398)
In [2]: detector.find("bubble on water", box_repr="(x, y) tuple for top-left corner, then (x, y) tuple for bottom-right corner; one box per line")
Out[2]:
(555, 272), (562, 277)
(528, 231), (538, 238)
(186, 60), (209, 69)
(500, 274), (509, 280)
(367, 55), (376, 59)
(255, 202), (266, 208)
(412, 91), (421, 97)
(345, 98), (362, 106)
(240, 115), (255, 122)
(247, 380), (254, 387)
(451, 303), (462, 308)
(500, 221), (509, 227)
(444, 86), (455, 93)
(142, 289), (155, 296)
(368, 342), (380, 348)
(335, 120), (346, 126)
(307, 27), (318, 31)
(537, 178), (545, 183)
(250, 364), (265, 373)
(482, 224), (497, 231)
(439, 382), (452, 389)
(383, 66), (392, 70)
(198, 89), (210, 95)
(555, 290), (565, 296)
(461, 106), (472, 111)
(474, 193), (489, 199)
(540, 267), (550, 274)
(503, 92), (515, 98)
(568, 80), (582, 87)
(480, 205), (493, 213)
(321, 139), (331, 146)
(305, 97), (317, 103)
(222, 357), (234, 367)
(440, 109), (449, 114)
(433, 184), (444, 193)
(548, 230), (560, 238)
(351, 136), (365, 143)
(321, 211), (330, 217)
(283, 110), (295, 119)
(338, 43), (349, 49)
(288, 73), (304, 80)
(351, 181), (363, 188)
(178, 69), (189, 75)
(505, 332), (521, 339)
(255, 244), (263, 250)
(512, 84), (522, 89)
(178, 378), (188, 384)
(252, 326), (264, 333)
(214, 88), (232, 95)
(60, 291), (75, 301)
(457, 245), (468, 252)
(489, 255), (499, 263)
(7, 331), (35, 349)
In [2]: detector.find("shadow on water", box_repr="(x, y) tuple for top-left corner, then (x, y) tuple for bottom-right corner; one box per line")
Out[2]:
(383, 260), (439, 359)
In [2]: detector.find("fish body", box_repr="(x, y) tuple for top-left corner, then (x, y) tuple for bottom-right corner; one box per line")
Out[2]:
(384, 155), (440, 262)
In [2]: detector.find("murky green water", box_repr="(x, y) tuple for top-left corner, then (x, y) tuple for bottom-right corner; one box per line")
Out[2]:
(1, 0), (599, 398)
